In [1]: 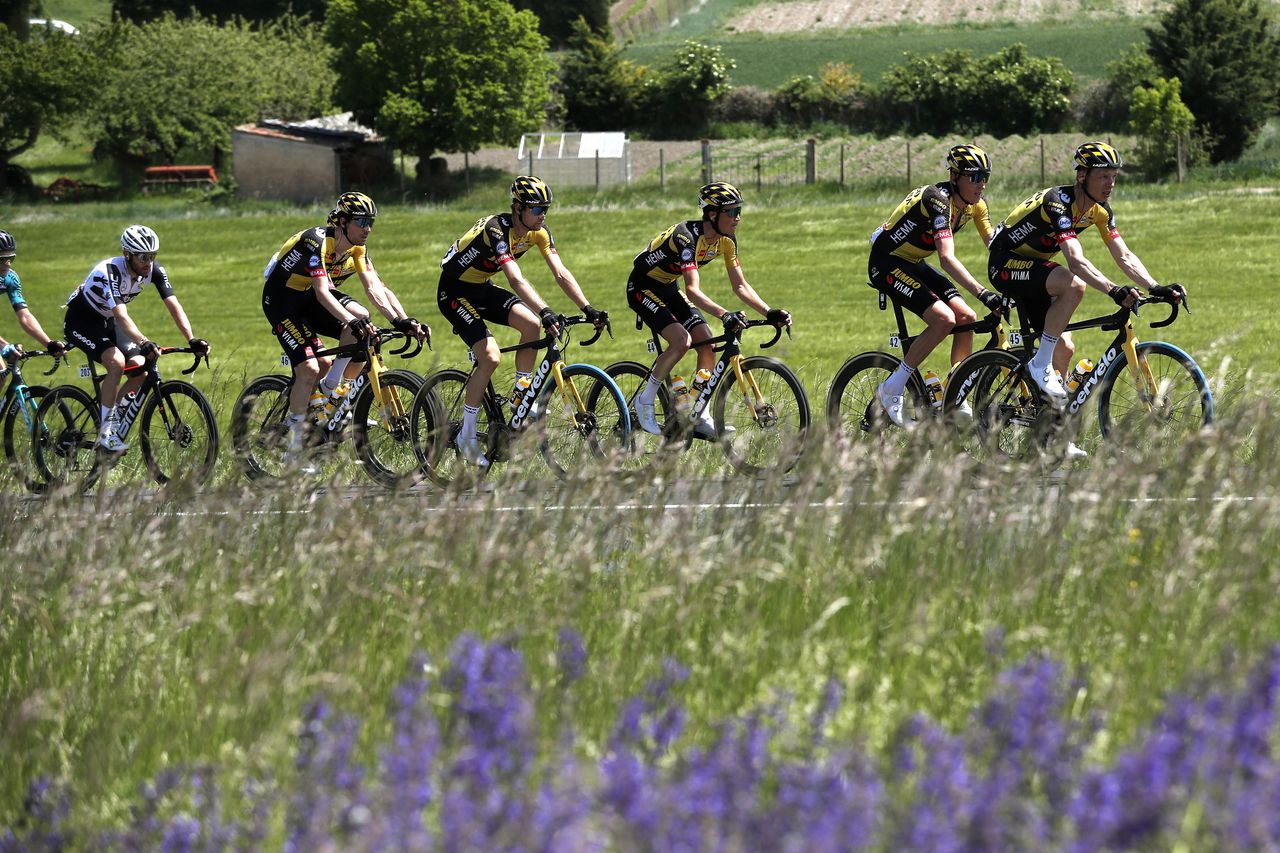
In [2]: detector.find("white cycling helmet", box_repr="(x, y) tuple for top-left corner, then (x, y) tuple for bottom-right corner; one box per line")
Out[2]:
(121, 224), (160, 255)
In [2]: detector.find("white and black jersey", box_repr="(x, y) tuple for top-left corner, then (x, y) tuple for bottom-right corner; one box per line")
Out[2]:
(66, 256), (175, 317)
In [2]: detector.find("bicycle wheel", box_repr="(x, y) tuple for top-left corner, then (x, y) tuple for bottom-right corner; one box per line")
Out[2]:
(139, 381), (219, 486)
(230, 374), (293, 481)
(587, 361), (670, 471)
(943, 349), (1048, 460)
(3, 384), (50, 493)
(412, 369), (501, 487)
(32, 385), (100, 489)
(351, 368), (425, 489)
(1097, 341), (1213, 449)
(537, 363), (631, 479)
(712, 356), (810, 476)
(825, 351), (932, 444)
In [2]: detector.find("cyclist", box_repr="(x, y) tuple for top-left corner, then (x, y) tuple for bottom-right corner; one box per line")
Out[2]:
(0, 229), (68, 367)
(262, 191), (429, 463)
(63, 225), (210, 452)
(987, 141), (1177, 412)
(436, 175), (607, 468)
(627, 181), (790, 437)
(868, 144), (1004, 427)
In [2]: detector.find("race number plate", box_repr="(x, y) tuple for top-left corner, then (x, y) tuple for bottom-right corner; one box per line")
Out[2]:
(1009, 332), (1023, 347)
(79, 366), (93, 378)
(889, 335), (901, 350)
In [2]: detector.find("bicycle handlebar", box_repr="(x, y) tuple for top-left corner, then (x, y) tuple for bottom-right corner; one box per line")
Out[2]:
(389, 329), (427, 359)
(711, 318), (792, 352)
(1144, 296), (1181, 329)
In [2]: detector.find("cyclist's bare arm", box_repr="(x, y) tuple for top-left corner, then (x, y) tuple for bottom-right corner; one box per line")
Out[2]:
(935, 233), (986, 299)
(682, 267), (729, 318)
(14, 306), (55, 348)
(500, 259), (550, 314)
(1060, 238), (1120, 294)
(355, 267), (409, 323)
(311, 276), (360, 326)
(1104, 233), (1160, 292)
(543, 251), (591, 311)
(112, 303), (148, 347)
(161, 294), (197, 342)
(726, 263), (773, 317)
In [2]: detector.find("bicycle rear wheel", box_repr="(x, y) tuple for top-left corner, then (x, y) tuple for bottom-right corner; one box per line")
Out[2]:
(352, 368), (425, 489)
(537, 363), (630, 479)
(140, 381), (219, 486)
(230, 374), (293, 481)
(1097, 341), (1213, 449)
(713, 356), (810, 476)
(32, 385), (101, 490)
(3, 384), (50, 493)
(943, 349), (1048, 460)
(826, 351), (931, 445)
(412, 369), (501, 487)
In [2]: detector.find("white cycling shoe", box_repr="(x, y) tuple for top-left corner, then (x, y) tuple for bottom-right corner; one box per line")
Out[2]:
(875, 384), (907, 429)
(692, 409), (733, 440)
(634, 399), (662, 435)
(97, 431), (128, 453)
(1030, 363), (1068, 410)
(457, 435), (491, 469)
(1065, 441), (1089, 460)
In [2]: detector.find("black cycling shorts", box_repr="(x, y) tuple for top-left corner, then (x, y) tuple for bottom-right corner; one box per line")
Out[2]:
(868, 253), (960, 318)
(262, 284), (358, 366)
(627, 275), (707, 336)
(437, 276), (525, 347)
(988, 249), (1059, 334)
(64, 295), (141, 362)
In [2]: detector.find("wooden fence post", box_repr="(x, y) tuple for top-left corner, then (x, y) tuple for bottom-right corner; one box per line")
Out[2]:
(806, 138), (816, 184)
(1040, 137), (1046, 185)
(659, 148), (665, 192)
(840, 143), (845, 188)
(701, 139), (712, 184)
(906, 139), (912, 187)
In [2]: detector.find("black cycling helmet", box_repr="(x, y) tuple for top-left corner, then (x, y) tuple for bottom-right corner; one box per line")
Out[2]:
(946, 144), (992, 175)
(328, 191), (378, 225)
(1074, 141), (1124, 170)
(511, 175), (553, 207)
(0, 230), (14, 257)
(698, 181), (745, 211)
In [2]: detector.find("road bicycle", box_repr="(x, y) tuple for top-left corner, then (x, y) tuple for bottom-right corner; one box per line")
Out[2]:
(825, 284), (1013, 444)
(595, 318), (809, 476)
(0, 348), (69, 493)
(409, 315), (629, 486)
(941, 290), (1213, 459)
(230, 330), (431, 489)
(34, 346), (217, 490)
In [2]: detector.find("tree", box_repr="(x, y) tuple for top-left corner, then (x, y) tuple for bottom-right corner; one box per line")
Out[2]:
(0, 26), (97, 194)
(325, 0), (554, 182)
(559, 17), (650, 131)
(1146, 0), (1280, 163)
(1078, 46), (1160, 133)
(645, 41), (736, 139)
(111, 0), (328, 24)
(1129, 77), (1196, 176)
(978, 45), (1072, 136)
(513, 0), (609, 48)
(85, 15), (335, 177)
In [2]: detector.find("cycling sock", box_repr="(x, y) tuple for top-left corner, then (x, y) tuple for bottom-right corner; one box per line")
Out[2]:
(1031, 333), (1059, 371)
(881, 361), (914, 397)
(637, 375), (663, 406)
(100, 404), (111, 424)
(461, 404), (480, 440)
(321, 358), (352, 393)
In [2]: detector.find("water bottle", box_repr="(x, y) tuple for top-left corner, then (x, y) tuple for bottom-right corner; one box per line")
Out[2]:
(511, 373), (533, 404)
(1065, 358), (1095, 393)
(670, 374), (691, 413)
(923, 370), (944, 410)
(691, 367), (712, 395)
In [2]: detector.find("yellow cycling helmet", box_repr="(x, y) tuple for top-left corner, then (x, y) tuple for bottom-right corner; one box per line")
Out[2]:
(328, 191), (378, 225)
(1074, 141), (1124, 170)
(946, 144), (991, 175)
(698, 181), (745, 210)
(511, 175), (554, 207)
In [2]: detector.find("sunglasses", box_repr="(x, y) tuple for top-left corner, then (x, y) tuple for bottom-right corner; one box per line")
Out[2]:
(132, 252), (157, 262)
(720, 206), (742, 217)
(965, 171), (991, 183)
(352, 216), (376, 229)
(0, 255), (14, 262)
(525, 205), (549, 216)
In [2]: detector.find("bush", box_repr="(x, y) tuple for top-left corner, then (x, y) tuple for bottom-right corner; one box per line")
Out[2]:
(711, 85), (778, 127)
(1075, 46), (1160, 134)
(774, 62), (869, 130)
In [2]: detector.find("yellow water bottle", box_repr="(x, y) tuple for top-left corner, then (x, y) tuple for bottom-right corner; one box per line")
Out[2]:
(923, 370), (944, 410)
(670, 374), (691, 413)
(1065, 358), (1095, 393)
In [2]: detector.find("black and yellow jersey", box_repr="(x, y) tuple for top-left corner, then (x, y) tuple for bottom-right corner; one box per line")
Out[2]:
(989, 185), (1119, 261)
(263, 226), (372, 292)
(870, 181), (992, 263)
(439, 213), (557, 284)
(631, 220), (739, 286)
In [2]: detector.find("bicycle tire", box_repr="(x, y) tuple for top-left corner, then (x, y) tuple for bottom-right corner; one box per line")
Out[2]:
(587, 361), (671, 471)
(230, 374), (293, 481)
(712, 355), (810, 475)
(32, 385), (100, 490)
(139, 380), (219, 486)
(943, 349), (1048, 460)
(1097, 341), (1213, 449)
(3, 384), (50, 493)
(351, 368), (425, 489)
(826, 351), (932, 443)
(412, 369), (501, 487)
(537, 362), (631, 479)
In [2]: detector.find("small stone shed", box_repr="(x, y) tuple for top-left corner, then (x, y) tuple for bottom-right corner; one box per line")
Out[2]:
(232, 112), (393, 203)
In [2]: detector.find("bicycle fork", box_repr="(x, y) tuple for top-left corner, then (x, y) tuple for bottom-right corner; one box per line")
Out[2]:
(1119, 325), (1159, 412)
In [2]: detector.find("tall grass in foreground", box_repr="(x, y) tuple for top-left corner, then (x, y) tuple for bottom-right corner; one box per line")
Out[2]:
(2, 396), (1279, 841)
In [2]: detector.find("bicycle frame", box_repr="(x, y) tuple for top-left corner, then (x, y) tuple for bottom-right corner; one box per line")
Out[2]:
(1058, 299), (1181, 417)
(76, 347), (205, 440)
(874, 286), (1012, 359)
(300, 331), (423, 440)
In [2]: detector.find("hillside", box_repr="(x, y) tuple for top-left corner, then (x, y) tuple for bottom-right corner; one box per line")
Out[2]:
(729, 0), (1167, 33)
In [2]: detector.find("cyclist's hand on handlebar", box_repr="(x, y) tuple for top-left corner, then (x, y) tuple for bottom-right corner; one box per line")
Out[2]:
(1149, 284), (1186, 304)
(539, 306), (562, 336)
(766, 307), (791, 327)
(47, 339), (67, 358)
(1, 342), (22, 362)
(393, 316), (429, 341)
(721, 310), (749, 333)
(1109, 285), (1141, 309)
(188, 337), (211, 357)
(348, 316), (375, 340)
(138, 340), (160, 359)
(977, 289), (1005, 313)
(583, 304), (608, 329)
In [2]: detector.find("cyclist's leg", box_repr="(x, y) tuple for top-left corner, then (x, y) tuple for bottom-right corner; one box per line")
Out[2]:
(945, 294), (978, 367)
(1042, 266), (1085, 379)
(507, 301), (541, 382)
(628, 277), (692, 391)
(316, 289), (363, 391)
(990, 251), (1071, 401)
(869, 256), (952, 398)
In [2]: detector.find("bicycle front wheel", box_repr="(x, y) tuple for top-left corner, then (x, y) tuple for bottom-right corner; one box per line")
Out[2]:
(230, 374), (292, 481)
(537, 363), (630, 479)
(713, 356), (810, 476)
(1097, 341), (1213, 449)
(138, 381), (219, 486)
(352, 368), (425, 489)
(3, 384), (50, 493)
(586, 361), (667, 471)
(32, 385), (101, 489)
(412, 369), (501, 487)
(826, 351), (931, 444)
(943, 349), (1048, 460)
